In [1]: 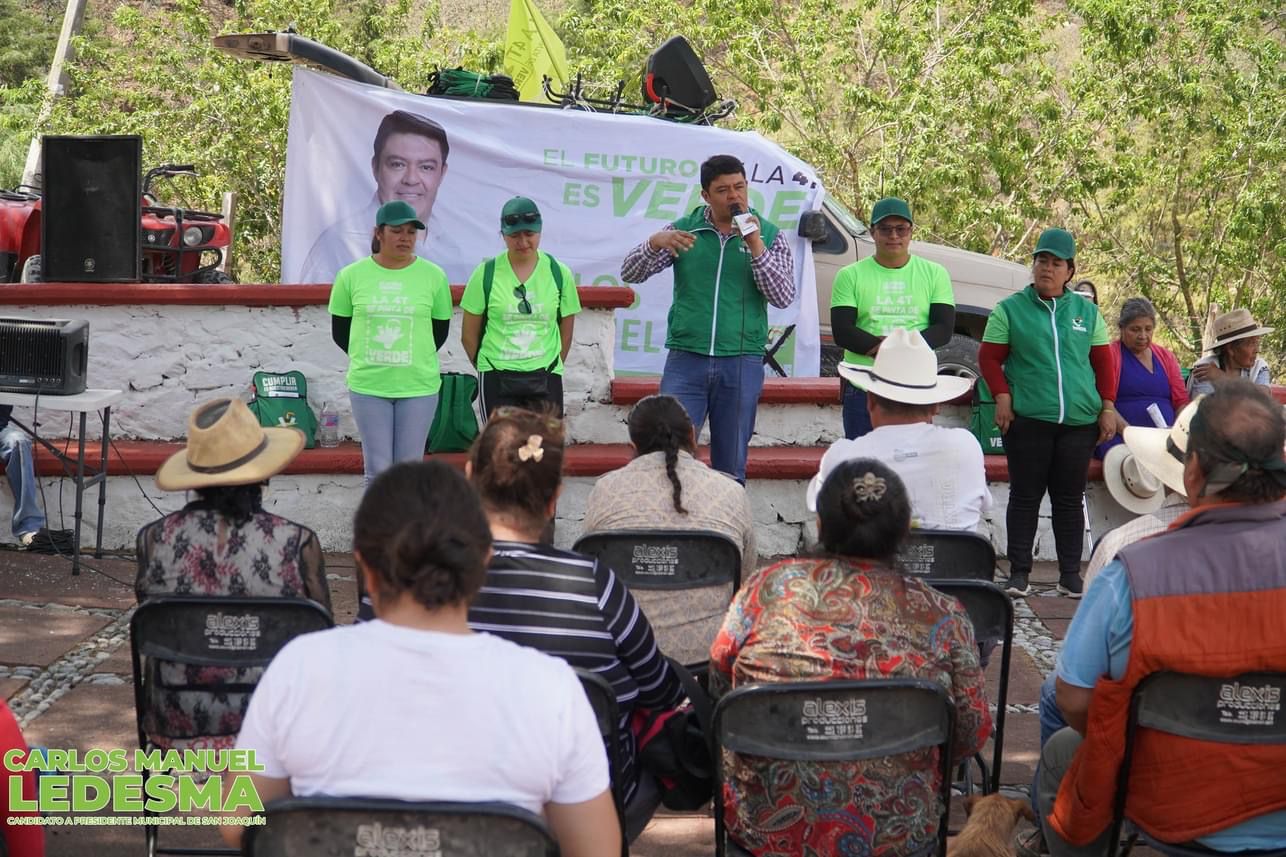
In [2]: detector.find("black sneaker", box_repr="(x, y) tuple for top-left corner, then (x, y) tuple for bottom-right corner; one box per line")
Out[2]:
(1005, 571), (1031, 597)
(1057, 572), (1084, 599)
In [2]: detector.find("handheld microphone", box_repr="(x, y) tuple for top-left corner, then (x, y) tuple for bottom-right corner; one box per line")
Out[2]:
(729, 203), (759, 238)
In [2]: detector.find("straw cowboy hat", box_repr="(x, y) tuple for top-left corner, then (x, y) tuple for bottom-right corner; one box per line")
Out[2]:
(837, 328), (973, 405)
(155, 398), (305, 491)
(1102, 444), (1166, 515)
(1203, 308), (1274, 354)
(1109, 399), (1201, 509)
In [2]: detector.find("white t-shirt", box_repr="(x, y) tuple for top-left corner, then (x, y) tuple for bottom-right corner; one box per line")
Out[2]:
(235, 621), (608, 815)
(806, 422), (993, 531)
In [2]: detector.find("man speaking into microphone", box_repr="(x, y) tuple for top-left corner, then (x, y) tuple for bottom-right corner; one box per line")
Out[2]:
(621, 154), (795, 483)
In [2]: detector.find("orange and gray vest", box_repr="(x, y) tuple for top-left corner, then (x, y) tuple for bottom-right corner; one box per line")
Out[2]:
(1049, 500), (1286, 845)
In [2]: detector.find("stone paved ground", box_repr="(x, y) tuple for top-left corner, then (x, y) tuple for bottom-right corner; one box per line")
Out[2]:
(0, 548), (1159, 856)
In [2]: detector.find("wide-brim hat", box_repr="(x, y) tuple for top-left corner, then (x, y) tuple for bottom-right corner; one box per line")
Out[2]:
(1205, 308), (1273, 353)
(837, 328), (972, 405)
(1120, 398), (1201, 498)
(1103, 443), (1165, 515)
(156, 398), (305, 491)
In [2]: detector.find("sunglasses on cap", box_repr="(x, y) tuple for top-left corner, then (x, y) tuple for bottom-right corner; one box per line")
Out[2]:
(503, 212), (541, 227)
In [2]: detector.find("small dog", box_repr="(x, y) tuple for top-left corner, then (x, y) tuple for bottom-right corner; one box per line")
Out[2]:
(947, 793), (1038, 857)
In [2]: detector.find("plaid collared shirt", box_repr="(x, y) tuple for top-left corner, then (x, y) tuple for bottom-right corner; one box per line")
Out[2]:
(620, 207), (796, 308)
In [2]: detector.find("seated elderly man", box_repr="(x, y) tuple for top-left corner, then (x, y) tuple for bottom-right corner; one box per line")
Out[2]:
(807, 327), (990, 531)
(0, 406), (47, 547)
(1035, 380), (1286, 856)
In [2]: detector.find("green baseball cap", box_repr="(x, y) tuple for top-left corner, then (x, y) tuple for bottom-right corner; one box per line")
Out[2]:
(870, 197), (913, 226)
(500, 196), (543, 235)
(375, 200), (425, 229)
(1033, 227), (1075, 260)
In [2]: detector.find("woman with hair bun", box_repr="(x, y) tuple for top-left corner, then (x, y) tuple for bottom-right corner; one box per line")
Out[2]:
(466, 407), (684, 843)
(582, 394), (756, 666)
(709, 459), (992, 857)
(222, 460), (620, 857)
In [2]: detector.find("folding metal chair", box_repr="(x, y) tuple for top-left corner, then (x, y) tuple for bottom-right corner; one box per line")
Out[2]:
(1109, 671), (1286, 857)
(575, 668), (627, 855)
(244, 797), (558, 856)
(573, 529), (742, 671)
(929, 579), (1014, 794)
(130, 596), (333, 857)
(899, 529), (997, 581)
(712, 678), (956, 857)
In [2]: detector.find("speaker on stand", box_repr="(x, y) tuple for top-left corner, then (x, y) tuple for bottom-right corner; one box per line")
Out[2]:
(41, 135), (142, 282)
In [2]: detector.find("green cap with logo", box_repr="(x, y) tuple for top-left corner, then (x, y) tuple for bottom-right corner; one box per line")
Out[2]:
(870, 197), (913, 226)
(501, 196), (543, 235)
(375, 200), (425, 229)
(1033, 227), (1075, 260)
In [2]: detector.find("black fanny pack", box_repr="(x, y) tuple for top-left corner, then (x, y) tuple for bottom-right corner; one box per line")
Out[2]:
(488, 360), (558, 399)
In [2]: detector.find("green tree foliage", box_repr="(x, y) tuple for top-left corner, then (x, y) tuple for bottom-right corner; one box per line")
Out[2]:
(0, 0), (60, 185)
(1064, 0), (1285, 362)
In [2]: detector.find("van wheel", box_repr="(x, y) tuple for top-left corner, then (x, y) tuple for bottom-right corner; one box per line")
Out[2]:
(19, 255), (41, 283)
(936, 333), (981, 381)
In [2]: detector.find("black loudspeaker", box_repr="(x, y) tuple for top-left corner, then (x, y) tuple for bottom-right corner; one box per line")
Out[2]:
(41, 135), (142, 282)
(642, 36), (717, 113)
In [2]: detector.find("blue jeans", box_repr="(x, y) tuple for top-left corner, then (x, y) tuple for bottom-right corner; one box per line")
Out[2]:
(1, 425), (45, 538)
(842, 383), (874, 439)
(349, 391), (438, 487)
(659, 350), (764, 483)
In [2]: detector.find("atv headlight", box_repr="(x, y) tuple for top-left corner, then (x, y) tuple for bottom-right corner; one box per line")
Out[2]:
(182, 226), (205, 247)
(144, 228), (174, 245)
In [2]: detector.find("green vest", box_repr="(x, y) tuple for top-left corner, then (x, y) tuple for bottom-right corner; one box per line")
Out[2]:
(995, 285), (1103, 425)
(666, 206), (781, 357)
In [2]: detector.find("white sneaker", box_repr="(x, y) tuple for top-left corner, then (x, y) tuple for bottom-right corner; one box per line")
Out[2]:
(18, 531), (37, 547)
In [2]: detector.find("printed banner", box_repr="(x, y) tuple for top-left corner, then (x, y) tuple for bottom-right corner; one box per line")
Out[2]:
(282, 68), (822, 376)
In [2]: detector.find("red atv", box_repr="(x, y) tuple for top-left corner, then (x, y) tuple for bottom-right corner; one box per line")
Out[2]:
(0, 163), (235, 283)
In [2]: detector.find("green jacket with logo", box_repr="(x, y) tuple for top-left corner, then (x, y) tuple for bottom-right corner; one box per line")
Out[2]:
(666, 206), (780, 357)
(982, 285), (1109, 425)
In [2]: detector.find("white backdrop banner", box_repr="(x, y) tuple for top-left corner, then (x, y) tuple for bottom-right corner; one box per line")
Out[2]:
(282, 68), (822, 376)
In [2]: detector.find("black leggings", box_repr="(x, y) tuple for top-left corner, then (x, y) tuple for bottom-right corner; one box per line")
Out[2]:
(1002, 416), (1098, 576)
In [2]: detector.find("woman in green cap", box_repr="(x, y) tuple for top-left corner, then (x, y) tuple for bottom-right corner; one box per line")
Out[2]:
(328, 199), (454, 487)
(978, 228), (1117, 599)
(460, 197), (581, 420)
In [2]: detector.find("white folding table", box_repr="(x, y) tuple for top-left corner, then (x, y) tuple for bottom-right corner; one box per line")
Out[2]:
(0, 388), (124, 575)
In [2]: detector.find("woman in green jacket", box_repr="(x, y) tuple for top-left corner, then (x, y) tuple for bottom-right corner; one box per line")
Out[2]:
(978, 228), (1118, 599)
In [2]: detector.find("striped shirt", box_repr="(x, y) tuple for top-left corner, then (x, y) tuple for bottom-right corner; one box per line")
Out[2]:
(620, 208), (797, 308)
(467, 541), (685, 802)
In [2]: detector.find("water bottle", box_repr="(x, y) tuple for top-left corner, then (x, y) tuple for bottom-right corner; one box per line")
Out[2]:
(318, 403), (339, 448)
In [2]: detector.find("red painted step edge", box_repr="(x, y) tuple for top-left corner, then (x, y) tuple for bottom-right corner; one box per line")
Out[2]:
(35, 439), (1102, 482)
(0, 283), (636, 310)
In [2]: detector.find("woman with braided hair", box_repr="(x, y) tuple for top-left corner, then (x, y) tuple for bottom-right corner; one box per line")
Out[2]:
(583, 395), (757, 666)
(710, 459), (992, 857)
(465, 407), (684, 843)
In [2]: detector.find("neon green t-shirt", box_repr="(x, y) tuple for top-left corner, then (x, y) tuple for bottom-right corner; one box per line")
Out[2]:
(830, 255), (955, 365)
(460, 251), (582, 374)
(328, 256), (453, 398)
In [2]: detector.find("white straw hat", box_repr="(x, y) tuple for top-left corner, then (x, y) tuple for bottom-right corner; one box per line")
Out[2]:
(1119, 399), (1201, 500)
(1103, 444), (1165, 514)
(837, 328), (972, 406)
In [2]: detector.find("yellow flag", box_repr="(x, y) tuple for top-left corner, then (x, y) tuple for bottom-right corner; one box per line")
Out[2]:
(503, 0), (569, 103)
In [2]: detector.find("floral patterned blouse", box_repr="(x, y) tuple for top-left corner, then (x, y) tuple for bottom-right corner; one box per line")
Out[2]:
(709, 557), (992, 857)
(134, 502), (331, 750)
